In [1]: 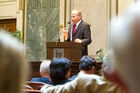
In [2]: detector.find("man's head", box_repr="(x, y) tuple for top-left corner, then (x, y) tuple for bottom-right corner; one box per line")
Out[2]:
(79, 56), (96, 74)
(110, 2), (140, 93)
(0, 31), (28, 93)
(71, 9), (82, 24)
(49, 58), (72, 84)
(40, 60), (51, 77)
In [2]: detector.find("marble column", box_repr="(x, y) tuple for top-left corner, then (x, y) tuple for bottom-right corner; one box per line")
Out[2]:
(26, 0), (60, 61)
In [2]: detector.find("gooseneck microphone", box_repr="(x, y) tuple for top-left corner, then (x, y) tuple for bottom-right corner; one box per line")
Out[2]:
(70, 25), (73, 41)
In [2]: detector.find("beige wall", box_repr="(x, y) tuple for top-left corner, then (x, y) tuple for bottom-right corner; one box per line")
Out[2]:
(118, 0), (135, 14)
(0, 1), (17, 19)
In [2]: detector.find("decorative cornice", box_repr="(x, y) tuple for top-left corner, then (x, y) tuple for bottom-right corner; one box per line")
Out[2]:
(0, 0), (16, 3)
(0, 1), (16, 6)
(0, 16), (16, 20)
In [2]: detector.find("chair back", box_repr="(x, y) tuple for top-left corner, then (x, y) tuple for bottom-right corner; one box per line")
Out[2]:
(26, 82), (46, 90)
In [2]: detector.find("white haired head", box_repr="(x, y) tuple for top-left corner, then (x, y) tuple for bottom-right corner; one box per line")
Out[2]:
(103, 50), (115, 75)
(110, 1), (140, 93)
(0, 30), (28, 93)
(40, 60), (51, 77)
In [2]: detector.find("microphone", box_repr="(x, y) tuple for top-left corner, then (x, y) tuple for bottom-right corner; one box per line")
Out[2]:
(68, 21), (73, 41)
(56, 37), (60, 42)
(70, 25), (73, 41)
(96, 50), (101, 54)
(68, 21), (71, 24)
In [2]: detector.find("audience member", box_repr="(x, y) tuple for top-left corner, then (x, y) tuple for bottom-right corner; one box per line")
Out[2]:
(102, 50), (127, 93)
(41, 56), (122, 93)
(41, 74), (121, 93)
(30, 60), (51, 84)
(69, 56), (96, 80)
(109, 1), (140, 93)
(0, 31), (28, 93)
(102, 50), (115, 81)
(49, 58), (72, 85)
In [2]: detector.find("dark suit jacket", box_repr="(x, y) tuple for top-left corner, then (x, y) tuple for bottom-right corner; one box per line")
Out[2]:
(67, 20), (92, 56)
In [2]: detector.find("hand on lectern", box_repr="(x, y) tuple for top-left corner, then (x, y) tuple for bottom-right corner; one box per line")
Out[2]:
(74, 38), (82, 43)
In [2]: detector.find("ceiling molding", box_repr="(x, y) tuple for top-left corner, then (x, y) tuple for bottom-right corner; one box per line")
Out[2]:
(0, 0), (16, 3)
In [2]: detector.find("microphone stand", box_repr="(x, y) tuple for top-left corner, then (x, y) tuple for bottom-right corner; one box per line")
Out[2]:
(68, 21), (73, 41)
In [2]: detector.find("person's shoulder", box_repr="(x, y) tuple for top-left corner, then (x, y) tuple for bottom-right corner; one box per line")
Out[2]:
(78, 74), (101, 79)
(78, 74), (103, 83)
(69, 75), (78, 81)
(31, 77), (50, 83)
(81, 21), (90, 28)
(77, 74), (109, 86)
(30, 78), (41, 82)
(40, 77), (50, 81)
(81, 21), (88, 25)
(40, 77), (51, 83)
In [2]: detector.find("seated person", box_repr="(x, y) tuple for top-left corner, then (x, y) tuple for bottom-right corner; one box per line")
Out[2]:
(41, 56), (122, 93)
(41, 74), (122, 93)
(31, 60), (51, 84)
(69, 56), (96, 80)
(0, 31), (29, 93)
(49, 58), (72, 85)
(102, 50), (125, 88)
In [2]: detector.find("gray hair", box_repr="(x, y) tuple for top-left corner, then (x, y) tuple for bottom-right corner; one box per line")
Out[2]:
(110, 2), (140, 93)
(72, 9), (82, 17)
(103, 50), (115, 74)
(0, 30), (28, 93)
(40, 60), (51, 73)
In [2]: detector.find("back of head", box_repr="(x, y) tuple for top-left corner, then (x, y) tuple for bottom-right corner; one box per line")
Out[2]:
(102, 50), (122, 84)
(103, 50), (116, 75)
(0, 31), (28, 93)
(110, 2), (140, 93)
(79, 56), (95, 71)
(40, 60), (51, 76)
(49, 58), (71, 84)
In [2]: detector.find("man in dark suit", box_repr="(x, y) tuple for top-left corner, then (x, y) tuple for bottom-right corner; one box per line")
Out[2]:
(67, 9), (92, 56)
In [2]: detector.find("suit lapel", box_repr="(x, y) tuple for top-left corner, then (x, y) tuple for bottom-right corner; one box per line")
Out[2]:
(73, 21), (83, 36)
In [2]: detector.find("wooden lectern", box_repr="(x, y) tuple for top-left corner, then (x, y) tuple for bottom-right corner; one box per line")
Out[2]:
(46, 42), (82, 62)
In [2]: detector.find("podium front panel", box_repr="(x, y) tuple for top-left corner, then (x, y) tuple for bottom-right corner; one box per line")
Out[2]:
(47, 42), (82, 61)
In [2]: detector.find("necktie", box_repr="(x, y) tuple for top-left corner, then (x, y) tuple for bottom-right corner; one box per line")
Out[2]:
(73, 24), (76, 34)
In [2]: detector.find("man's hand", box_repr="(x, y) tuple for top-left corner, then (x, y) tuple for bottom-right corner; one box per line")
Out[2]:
(74, 38), (82, 43)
